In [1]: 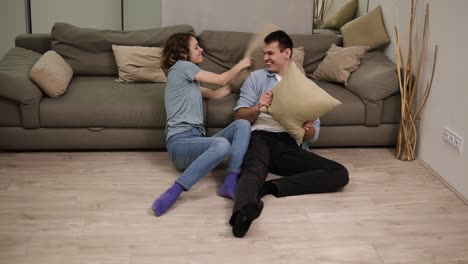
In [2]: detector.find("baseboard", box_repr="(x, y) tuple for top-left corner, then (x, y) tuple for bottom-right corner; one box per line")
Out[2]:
(418, 158), (468, 205)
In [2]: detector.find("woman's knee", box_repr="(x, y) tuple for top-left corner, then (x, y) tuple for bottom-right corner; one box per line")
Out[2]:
(211, 137), (231, 156)
(233, 119), (251, 132)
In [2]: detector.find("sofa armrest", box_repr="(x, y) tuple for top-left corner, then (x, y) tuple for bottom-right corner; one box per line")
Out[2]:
(346, 51), (399, 126)
(15, 34), (51, 54)
(0, 47), (43, 128)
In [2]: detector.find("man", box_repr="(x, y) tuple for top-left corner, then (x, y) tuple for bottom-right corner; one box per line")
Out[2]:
(230, 30), (349, 237)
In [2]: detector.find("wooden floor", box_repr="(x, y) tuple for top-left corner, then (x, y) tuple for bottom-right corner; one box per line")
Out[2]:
(0, 148), (467, 263)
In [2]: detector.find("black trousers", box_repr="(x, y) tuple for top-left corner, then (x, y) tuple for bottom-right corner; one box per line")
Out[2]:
(233, 130), (349, 212)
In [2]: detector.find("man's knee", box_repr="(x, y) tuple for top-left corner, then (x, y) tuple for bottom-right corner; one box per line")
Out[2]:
(334, 164), (349, 189)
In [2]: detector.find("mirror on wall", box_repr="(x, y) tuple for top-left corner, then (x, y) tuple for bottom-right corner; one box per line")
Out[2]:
(313, 0), (369, 35)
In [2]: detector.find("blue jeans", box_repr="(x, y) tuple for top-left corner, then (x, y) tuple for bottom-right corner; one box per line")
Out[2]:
(166, 119), (251, 190)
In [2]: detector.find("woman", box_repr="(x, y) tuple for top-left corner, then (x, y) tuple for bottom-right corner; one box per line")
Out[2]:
(152, 32), (253, 216)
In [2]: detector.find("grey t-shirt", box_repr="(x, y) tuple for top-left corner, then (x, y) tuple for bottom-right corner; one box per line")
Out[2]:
(165, 60), (204, 141)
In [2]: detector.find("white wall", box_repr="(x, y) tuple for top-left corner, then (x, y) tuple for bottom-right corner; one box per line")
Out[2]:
(369, 0), (468, 199)
(123, 0), (162, 30)
(162, 0), (314, 34)
(30, 0), (121, 33)
(0, 1), (26, 58)
(356, 0), (369, 17)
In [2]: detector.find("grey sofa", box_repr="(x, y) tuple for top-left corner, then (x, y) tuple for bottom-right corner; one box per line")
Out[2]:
(0, 23), (400, 150)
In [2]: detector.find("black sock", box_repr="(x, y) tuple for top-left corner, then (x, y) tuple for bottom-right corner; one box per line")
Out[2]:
(258, 181), (277, 198)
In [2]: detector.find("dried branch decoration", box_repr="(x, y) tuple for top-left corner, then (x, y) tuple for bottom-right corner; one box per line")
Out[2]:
(314, 0), (331, 28)
(394, 0), (438, 161)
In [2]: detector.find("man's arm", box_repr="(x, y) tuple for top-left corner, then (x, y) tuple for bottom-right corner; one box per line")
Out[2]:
(235, 90), (272, 122)
(302, 121), (316, 140)
(235, 106), (261, 122)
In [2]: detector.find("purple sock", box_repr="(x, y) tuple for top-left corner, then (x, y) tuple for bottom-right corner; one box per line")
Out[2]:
(152, 182), (184, 216)
(218, 171), (239, 200)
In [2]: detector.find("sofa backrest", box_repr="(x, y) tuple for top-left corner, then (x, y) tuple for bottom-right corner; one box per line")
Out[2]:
(50, 23), (194, 76)
(15, 26), (341, 78)
(198, 30), (342, 76)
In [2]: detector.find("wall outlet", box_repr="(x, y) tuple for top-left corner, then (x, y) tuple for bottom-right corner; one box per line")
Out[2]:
(443, 128), (463, 152)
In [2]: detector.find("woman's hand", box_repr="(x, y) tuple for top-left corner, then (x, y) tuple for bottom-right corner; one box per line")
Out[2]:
(238, 57), (253, 70)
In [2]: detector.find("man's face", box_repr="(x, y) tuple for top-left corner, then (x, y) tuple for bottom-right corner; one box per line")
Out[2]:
(188, 36), (204, 64)
(263, 41), (291, 74)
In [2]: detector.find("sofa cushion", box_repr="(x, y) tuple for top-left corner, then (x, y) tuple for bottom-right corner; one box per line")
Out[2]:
(112, 45), (167, 83)
(51, 23), (194, 76)
(39, 77), (167, 128)
(346, 51), (399, 102)
(341, 5), (390, 50)
(314, 80), (365, 126)
(30, 50), (73, 97)
(198, 31), (251, 68)
(291, 34), (342, 76)
(321, 0), (358, 30)
(312, 43), (368, 86)
(206, 93), (239, 127)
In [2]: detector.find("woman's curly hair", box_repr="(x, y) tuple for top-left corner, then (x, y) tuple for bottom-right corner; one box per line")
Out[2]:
(161, 32), (197, 71)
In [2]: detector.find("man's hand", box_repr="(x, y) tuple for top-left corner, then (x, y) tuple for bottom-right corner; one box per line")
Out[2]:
(303, 121), (316, 140)
(258, 91), (273, 108)
(235, 91), (273, 122)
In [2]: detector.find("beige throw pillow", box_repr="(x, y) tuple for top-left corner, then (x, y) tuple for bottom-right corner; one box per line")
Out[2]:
(112, 45), (167, 83)
(261, 62), (341, 144)
(341, 5), (390, 50)
(312, 43), (368, 86)
(29, 50), (73, 97)
(321, 0), (358, 30)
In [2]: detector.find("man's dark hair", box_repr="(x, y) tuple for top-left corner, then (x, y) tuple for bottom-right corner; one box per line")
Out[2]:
(264, 30), (293, 58)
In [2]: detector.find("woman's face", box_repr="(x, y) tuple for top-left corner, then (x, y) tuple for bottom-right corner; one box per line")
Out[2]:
(188, 36), (204, 64)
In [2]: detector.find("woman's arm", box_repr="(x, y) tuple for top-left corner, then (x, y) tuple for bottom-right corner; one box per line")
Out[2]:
(194, 57), (252, 86)
(200, 86), (231, 99)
